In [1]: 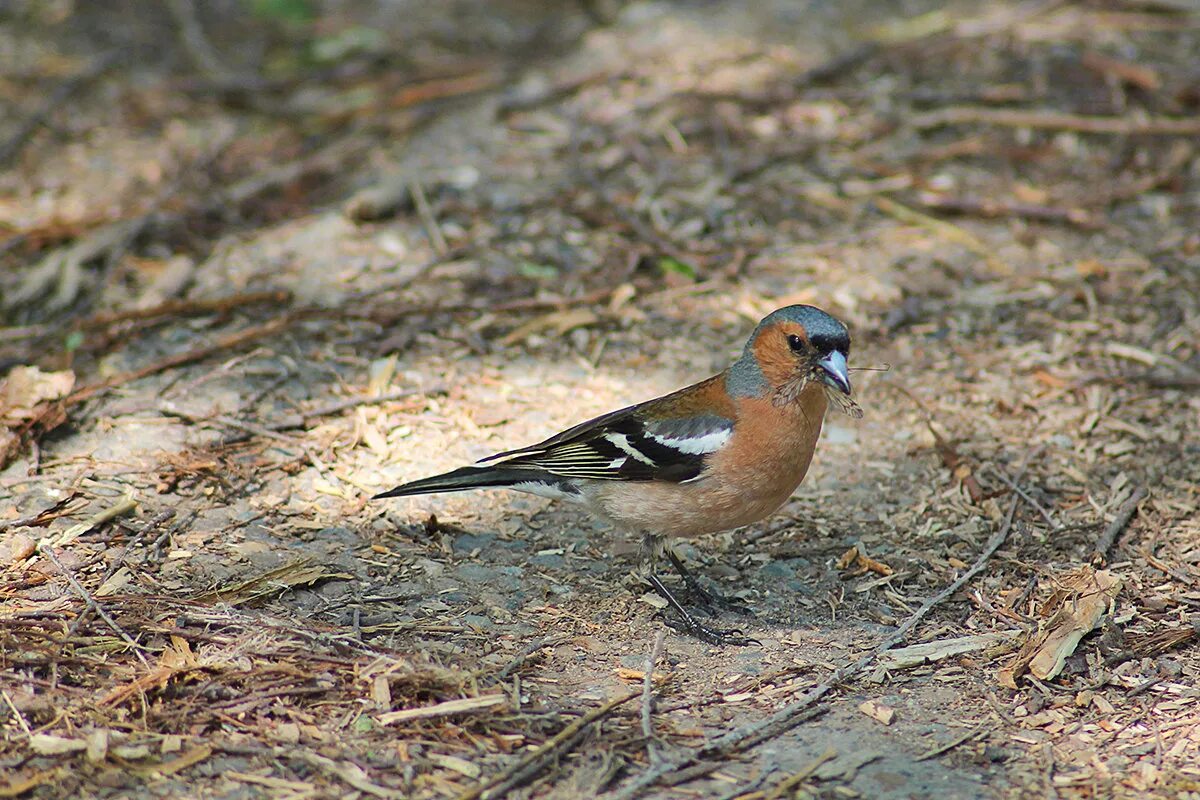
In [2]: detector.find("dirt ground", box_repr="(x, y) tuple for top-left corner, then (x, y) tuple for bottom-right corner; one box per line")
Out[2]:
(2, 1), (1200, 798)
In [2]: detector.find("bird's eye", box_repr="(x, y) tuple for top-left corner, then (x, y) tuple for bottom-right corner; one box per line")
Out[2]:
(786, 334), (805, 352)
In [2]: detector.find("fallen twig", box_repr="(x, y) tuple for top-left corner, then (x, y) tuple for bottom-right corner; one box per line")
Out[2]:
(989, 466), (1059, 530)
(378, 694), (507, 725)
(916, 723), (988, 761)
(459, 691), (639, 800)
(66, 314), (303, 407)
(37, 538), (150, 667)
(292, 752), (402, 799)
(409, 178), (449, 256)
(0, 51), (120, 166)
(82, 290), (292, 330)
(912, 107), (1200, 136)
(913, 192), (1098, 228)
(761, 748), (838, 800)
(44, 493), (138, 548)
(1091, 487), (1147, 565)
(880, 631), (1020, 670)
(164, 0), (233, 80)
(885, 382), (986, 503)
(0, 495), (84, 534)
(482, 636), (569, 682)
(641, 629), (667, 763)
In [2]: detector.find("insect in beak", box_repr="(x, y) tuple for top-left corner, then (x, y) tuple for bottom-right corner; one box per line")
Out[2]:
(818, 351), (851, 395)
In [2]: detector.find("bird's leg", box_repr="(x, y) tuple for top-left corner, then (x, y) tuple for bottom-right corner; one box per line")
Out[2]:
(640, 534), (759, 647)
(664, 547), (755, 617)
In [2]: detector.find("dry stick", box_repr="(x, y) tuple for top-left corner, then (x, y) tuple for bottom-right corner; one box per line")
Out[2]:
(1091, 486), (1148, 566)
(989, 466), (1059, 530)
(641, 629), (668, 763)
(164, 0), (233, 80)
(298, 389), (421, 423)
(0, 495), (83, 534)
(911, 107), (1200, 136)
(762, 748), (838, 800)
(37, 542), (150, 667)
(292, 752), (402, 800)
(65, 313), (302, 407)
(483, 636), (570, 683)
(81, 290), (292, 330)
(410, 178), (448, 256)
(607, 466), (1028, 800)
(913, 192), (1097, 228)
(885, 381), (985, 504)
(457, 691), (640, 800)
(916, 723), (988, 761)
(0, 689), (32, 737)
(0, 51), (120, 166)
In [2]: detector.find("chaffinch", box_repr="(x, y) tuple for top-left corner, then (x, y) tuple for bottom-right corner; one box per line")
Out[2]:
(375, 304), (863, 644)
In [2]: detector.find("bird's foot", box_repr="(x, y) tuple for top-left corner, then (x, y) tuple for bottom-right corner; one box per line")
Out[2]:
(646, 572), (761, 647)
(662, 614), (761, 647)
(666, 550), (755, 617)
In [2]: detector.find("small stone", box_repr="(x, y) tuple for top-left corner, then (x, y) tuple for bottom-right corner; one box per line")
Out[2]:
(0, 532), (35, 565)
(453, 533), (496, 554)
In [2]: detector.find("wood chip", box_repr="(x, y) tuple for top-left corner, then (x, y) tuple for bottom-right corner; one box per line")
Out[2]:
(428, 753), (481, 778)
(29, 735), (87, 756)
(858, 700), (896, 725)
(378, 694), (507, 725)
(880, 631), (1021, 670)
(998, 568), (1122, 687)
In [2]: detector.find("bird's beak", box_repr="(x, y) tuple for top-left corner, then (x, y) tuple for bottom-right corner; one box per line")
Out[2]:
(818, 351), (852, 395)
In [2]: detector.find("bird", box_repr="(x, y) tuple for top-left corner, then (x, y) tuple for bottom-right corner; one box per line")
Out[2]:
(374, 304), (863, 644)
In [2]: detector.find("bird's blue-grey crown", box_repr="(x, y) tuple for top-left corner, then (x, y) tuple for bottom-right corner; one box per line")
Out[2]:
(727, 305), (851, 398)
(748, 305), (850, 355)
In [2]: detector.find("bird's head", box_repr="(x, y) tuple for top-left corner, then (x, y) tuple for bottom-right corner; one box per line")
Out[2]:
(732, 304), (863, 418)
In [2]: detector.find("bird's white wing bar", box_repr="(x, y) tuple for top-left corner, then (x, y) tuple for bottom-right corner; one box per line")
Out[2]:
(648, 427), (731, 455)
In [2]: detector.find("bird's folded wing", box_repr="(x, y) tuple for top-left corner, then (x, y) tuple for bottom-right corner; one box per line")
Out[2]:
(478, 406), (733, 483)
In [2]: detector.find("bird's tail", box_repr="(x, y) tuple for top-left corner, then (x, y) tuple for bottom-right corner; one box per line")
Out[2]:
(372, 465), (542, 500)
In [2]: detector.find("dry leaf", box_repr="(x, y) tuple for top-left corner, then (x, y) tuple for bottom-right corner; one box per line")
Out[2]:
(1029, 571), (1121, 680)
(0, 366), (75, 424)
(95, 566), (132, 597)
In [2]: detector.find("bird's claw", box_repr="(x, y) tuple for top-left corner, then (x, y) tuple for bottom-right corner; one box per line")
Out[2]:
(662, 615), (762, 646)
(683, 581), (756, 617)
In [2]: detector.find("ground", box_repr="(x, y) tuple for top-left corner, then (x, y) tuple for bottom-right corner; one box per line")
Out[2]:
(2, 1), (1200, 798)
